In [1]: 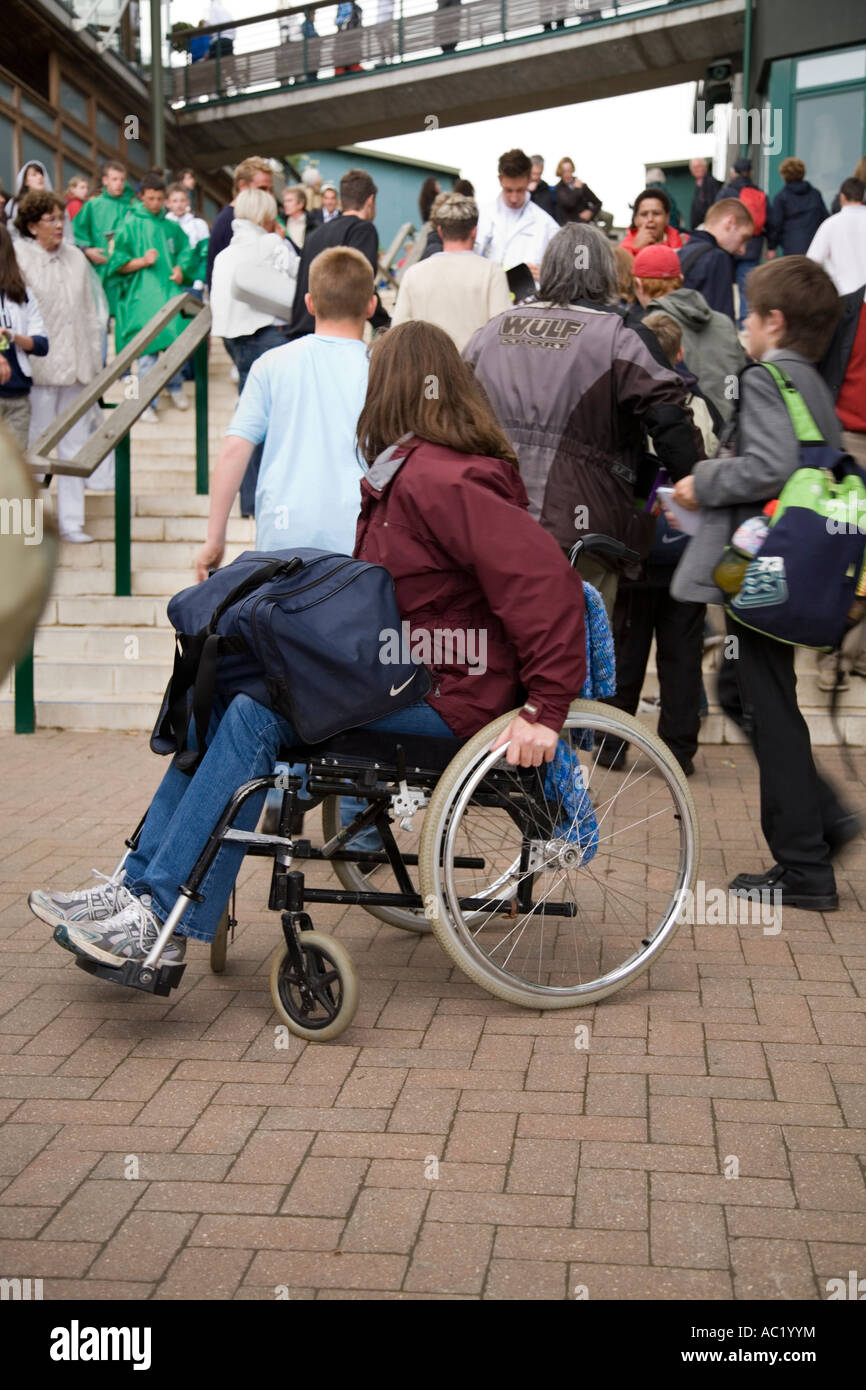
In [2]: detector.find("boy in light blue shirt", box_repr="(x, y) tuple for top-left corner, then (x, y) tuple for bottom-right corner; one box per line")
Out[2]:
(197, 245), (376, 578)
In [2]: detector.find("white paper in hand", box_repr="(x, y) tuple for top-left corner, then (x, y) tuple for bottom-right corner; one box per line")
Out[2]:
(657, 486), (703, 538)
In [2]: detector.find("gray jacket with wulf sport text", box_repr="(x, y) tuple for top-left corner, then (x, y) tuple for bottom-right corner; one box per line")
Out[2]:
(463, 302), (702, 571)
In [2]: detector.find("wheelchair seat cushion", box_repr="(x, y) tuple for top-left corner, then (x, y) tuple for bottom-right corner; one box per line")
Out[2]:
(279, 729), (467, 774)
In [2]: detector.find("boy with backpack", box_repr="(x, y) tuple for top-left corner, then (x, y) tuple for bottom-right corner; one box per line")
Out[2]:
(668, 256), (860, 911)
(714, 157), (769, 327)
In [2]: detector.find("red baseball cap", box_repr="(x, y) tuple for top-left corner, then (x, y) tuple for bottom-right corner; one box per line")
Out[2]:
(631, 245), (682, 278)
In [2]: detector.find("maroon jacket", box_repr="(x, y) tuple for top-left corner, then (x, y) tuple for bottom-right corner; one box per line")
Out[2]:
(353, 437), (586, 737)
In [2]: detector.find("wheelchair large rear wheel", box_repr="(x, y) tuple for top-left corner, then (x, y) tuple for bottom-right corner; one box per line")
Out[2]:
(418, 704), (699, 1009)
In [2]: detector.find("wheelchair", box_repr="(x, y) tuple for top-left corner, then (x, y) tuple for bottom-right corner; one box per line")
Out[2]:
(59, 537), (701, 1041)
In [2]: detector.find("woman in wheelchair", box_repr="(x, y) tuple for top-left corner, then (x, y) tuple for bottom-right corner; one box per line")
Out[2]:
(29, 322), (588, 974)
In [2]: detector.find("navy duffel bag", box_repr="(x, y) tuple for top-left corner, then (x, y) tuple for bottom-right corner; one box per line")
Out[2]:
(151, 549), (430, 772)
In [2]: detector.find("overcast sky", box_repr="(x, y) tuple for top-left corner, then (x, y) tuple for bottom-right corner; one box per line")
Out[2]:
(166, 0), (724, 223)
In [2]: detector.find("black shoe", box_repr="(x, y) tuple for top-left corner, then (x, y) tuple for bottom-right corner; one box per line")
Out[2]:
(825, 813), (862, 857)
(729, 867), (838, 912)
(729, 865), (784, 889)
(676, 758), (695, 778)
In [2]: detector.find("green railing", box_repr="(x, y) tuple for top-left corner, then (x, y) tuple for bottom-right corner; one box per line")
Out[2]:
(171, 0), (706, 104)
(14, 294), (211, 734)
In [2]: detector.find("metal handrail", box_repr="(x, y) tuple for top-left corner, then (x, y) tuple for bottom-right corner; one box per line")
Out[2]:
(29, 294), (209, 476)
(169, 0), (709, 103)
(15, 292), (212, 734)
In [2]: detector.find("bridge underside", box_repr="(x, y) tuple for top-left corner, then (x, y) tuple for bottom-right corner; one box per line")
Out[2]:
(173, 0), (745, 167)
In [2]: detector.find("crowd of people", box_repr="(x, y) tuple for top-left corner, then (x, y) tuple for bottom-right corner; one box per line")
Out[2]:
(14, 137), (866, 966)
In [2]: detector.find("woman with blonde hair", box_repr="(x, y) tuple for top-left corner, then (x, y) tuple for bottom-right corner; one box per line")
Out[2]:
(210, 185), (298, 515)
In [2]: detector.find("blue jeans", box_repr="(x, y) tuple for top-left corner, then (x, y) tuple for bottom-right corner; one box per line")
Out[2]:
(223, 326), (287, 516)
(124, 695), (454, 943)
(735, 257), (760, 329)
(139, 352), (185, 408)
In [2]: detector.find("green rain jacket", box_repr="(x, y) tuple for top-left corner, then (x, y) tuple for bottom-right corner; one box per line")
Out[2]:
(73, 188), (134, 317)
(107, 201), (197, 352)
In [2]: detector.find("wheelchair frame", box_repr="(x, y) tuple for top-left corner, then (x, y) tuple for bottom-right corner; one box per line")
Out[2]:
(67, 737), (565, 998)
(61, 535), (701, 1035)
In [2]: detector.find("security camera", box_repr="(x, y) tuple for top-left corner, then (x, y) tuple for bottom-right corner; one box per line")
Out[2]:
(707, 58), (733, 83)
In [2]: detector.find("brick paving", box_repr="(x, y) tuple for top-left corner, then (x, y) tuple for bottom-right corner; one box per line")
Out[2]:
(1, 731), (865, 1300)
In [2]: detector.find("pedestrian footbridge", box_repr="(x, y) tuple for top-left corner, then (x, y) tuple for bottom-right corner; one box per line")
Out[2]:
(171, 0), (745, 163)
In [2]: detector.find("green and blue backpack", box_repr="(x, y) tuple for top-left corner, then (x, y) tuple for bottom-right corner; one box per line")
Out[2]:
(727, 362), (866, 652)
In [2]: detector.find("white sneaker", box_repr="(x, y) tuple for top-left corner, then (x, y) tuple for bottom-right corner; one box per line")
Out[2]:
(139, 407), (159, 424)
(60, 529), (94, 544)
(62, 894), (186, 967)
(169, 391), (189, 412)
(29, 871), (132, 928)
(230, 364), (239, 383)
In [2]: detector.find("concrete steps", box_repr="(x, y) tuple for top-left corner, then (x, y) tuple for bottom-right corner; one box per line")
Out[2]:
(2, 337), (241, 730)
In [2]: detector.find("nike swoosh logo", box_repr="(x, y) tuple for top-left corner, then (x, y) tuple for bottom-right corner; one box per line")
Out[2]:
(661, 533), (686, 543)
(390, 677), (414, 697)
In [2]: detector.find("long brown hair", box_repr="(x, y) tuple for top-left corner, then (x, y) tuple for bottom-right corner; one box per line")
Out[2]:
(0, 223), (27, 302)
(356, 321), (518, 467)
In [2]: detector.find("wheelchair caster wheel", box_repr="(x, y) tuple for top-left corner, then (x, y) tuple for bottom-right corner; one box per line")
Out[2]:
(210, 907), (230, 974)
(268, 931), (359, 1041)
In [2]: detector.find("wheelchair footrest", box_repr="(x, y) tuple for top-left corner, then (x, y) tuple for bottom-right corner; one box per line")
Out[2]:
(71, 948), (186, 995)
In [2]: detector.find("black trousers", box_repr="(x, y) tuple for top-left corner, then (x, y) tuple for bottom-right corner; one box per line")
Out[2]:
(605, 577), (705, 766)
(721, 615), (848, 891)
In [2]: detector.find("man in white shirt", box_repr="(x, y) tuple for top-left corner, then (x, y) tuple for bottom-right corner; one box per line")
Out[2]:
(196, 246), (375, 575)
(475, 148), (559, 281)
(391, 191), (511, 350)
(807, 177), (866, 295)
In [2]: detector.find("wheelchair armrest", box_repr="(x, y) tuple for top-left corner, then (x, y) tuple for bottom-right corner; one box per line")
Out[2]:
(570, 533), (641, 567)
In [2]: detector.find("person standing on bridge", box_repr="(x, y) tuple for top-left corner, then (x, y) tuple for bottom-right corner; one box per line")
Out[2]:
(437, 0), (461, 54)
(208, 0), (236, 56)
(475, 149), (559, 282)
(287, 168), (390, 339)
